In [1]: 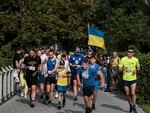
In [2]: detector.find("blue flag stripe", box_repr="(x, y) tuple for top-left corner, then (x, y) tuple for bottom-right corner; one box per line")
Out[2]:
(88, 26), (105, 38)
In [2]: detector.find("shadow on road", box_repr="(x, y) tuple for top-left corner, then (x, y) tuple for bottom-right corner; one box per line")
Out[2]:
(16, 99), (29, 105)
(110, 90), (127, 101)
(64, 109), (83, 113)
(66, 94), (75, 101)
(73, 102), (85, 109)
(50, 102), (58, 109)
(101, 104), (128, 113)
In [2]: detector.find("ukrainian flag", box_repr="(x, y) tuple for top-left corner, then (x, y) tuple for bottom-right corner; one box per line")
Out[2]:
(88, 25), (105, 49)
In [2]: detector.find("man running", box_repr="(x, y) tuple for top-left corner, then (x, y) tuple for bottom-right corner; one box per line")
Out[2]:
(119, 47), (140, 113)
(39, 48), (49, 99)
(44, 49), (58, 104)
(24, 49), (41, 107)
(69, 47), (84, 101)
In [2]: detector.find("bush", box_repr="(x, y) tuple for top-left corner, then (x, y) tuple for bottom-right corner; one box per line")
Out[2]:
(0, 43), (13, 68)
(136, 53), (150, 104)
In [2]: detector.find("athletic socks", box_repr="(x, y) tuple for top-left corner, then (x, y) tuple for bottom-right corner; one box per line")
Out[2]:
(58, 101), (61, 110)
(85, 107), (92, 113)
(62, 95), (66, 108)
(132, 105), (137, 113)
(92, 103), (95, 110)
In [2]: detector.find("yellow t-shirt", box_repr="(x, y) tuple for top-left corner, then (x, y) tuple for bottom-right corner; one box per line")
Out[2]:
(56, 68), (68, 86)
(119, 56), (140, 81)
(57, 54), (61, 60)
(112, 57), (120, 68)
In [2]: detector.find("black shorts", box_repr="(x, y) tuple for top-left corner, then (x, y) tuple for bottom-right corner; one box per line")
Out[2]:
(71, 72), (77, 81)
(83, 86), (94, 97)
(123, 80), (137, 87)
(25, 73), (38, 88)
(45, 77), (57, 85)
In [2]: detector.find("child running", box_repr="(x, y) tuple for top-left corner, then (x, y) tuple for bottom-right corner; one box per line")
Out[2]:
(56, 60), (69, 110)
(89, 55), (105, 110)
(77, 58), (97, 113)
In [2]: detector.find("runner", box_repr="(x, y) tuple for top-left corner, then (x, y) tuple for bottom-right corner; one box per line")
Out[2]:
(85, 49), (93, 61)
(19, 53), (29, 98)
(61, 53), (71, 90)
(44, 49), (58, 104)
(24, 49), (41, 107)
(39, 48), (49, 99)
(13, 47), (23, 93)
(55, 60), (69, 110)
(69, 47), (84, 101)
(77, 58), (96, 113)
(119, 47), (140, 113)
(89, 55), (105, 110)
(111, 51), (120, 90)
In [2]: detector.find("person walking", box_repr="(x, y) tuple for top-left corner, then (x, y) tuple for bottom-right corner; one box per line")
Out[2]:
(13, 47), (23, 93)
(111, 51), (120, 90)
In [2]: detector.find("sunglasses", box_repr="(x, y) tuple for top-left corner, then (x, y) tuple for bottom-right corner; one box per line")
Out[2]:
(128, 51), (134, 53)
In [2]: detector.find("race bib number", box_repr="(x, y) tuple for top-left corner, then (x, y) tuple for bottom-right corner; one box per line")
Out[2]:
(29, 66), (36, 71)
(125, 68), (133, 72)
(75, 60), (79, 64)
(90, 65), (95, 69)
(82, 71), (89, 79)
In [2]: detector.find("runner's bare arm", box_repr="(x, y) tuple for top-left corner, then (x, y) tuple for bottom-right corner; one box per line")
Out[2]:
(77, 74), (81, 87)
(97, 70), (105, 88)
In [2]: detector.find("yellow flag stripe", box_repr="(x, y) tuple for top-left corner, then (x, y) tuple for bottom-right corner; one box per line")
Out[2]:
(88, 34), (105, 49)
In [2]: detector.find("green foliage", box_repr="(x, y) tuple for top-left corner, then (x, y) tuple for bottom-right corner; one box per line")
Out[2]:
(140, 104), (150, 113)
(0, 0), (150, 53)
(0, 52), (5, 67)
(0, 0), (99, 50)
(136, 53), (150, 104)
(0, 43), (13, 67)
(92, 0), (150, 53)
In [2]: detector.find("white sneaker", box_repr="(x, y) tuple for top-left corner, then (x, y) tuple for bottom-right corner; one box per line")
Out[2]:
(21, 92), (24, 97)
(24, 95), (27, 99)
(66, 91), (69, 94)
(54, 92), (58, 98)
(78, 87), (81, 91)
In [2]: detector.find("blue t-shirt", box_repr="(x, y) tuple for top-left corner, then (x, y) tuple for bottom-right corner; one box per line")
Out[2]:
(90, 63), (100, 80)
(47, 58), (56, 78)
(77, 66), (95, 87)
(69, 54), (84, 72)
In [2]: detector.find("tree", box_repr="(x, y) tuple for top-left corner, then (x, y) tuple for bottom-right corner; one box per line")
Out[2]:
(0, 0), (150, 53)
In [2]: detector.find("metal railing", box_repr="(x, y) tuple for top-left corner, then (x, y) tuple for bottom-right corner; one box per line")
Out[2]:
(0, 65), (15, 104)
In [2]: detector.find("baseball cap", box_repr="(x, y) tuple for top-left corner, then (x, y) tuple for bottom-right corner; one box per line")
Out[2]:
(59, 60), (65, 65)
(75, 47), (81, 52)
(88, 49), (93, 55)
(88, 49), (93, 52)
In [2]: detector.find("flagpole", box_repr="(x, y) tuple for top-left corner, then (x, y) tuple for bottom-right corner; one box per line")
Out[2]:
(105, 0), (111, 92)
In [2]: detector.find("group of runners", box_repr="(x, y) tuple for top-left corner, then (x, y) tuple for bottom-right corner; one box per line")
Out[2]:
(13, 46), (140, 113)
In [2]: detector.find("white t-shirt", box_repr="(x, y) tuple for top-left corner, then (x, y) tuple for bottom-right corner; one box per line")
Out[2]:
(64, 60), (71, 72)
(41, 53), (48, 74)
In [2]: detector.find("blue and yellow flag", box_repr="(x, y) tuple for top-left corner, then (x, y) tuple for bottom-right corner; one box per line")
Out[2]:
(88, 25), (105, 49)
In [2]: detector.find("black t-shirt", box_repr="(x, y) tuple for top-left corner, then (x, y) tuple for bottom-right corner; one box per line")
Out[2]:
(24, 56), (41, 74)
(13, 53), (21, 69)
